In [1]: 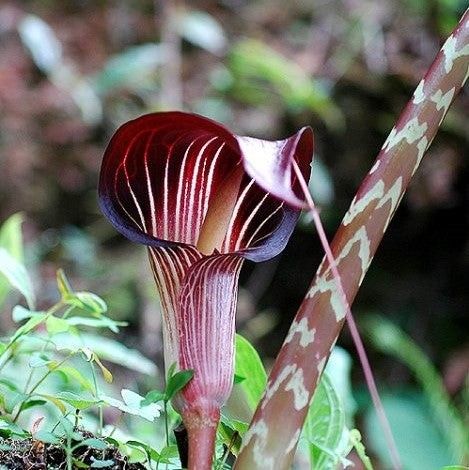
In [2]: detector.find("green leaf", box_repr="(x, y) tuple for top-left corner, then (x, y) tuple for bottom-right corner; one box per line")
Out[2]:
(66, 316), (127, 333)
(34, 430), (60, 444)
(46, 315), (70, 334)
(57, 270), (107, 315)
(141, 389), (166, 406)
(0, 248), (35, 309)
(73, 459), (89, 469)
(80, 438), (108, 450)
(52, 332), (156, 375)
(12, 305), (44, 322)
(72, 292), (108, 315)
(177, 10), (226, 54)
(0, 417), (29, 438)
(233, 374), (246, 384)
(100, 389), (161, 422)
(362, 315), (467, 461)
(93, 43), (165, 94)
(234, 334), (267, 410)
(19, 399), (47, 413)
(159, 444), (180, 461)
(227, 40), (343, 129)
(364, 394), (452, 470)
(52, 366), (95, 392)
(56, 269), (74, 299)
(165, 369), (194, 401)
(37, 394), (67, 414)
(0, 213), (24, 259)
(303, 373), (352, 469)
(0, 378), (20, 391)
(126, 440), (161, 462)
(90, 457), (115, 468)
(93, 355), (113, 383)
(218, 417), (247, 454)
(9, 313), (45, 344)
(58, 416), (74, 436)
(29, 352), (52, 368)
(54, 391), (102, 410)
(0, 213), (24, 307)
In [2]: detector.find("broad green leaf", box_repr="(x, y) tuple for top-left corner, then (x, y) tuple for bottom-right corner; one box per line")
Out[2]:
(54, 391), (102, 410)
(0, 248), (35, 309)
(233, 374), (246, 384)
(57, 270), (107, 315)
(0, 378), (20, 391)
(42, 332), (157, 375)
(303, 373), (352, 469)
(362, 315), (467, 460)
(0, 213), (24, 307)
(219, 414), (249, 455)
(9, 314), (46, 344)
(51, 365), (95, 392)
(101, 389), (161, 422)
(234, 334), (267, 410)
(12, 305), (44, 322)
(227, 40), (343, 128)
(141, 389), (166, 406)
(80, 438), (108, 450)
(0, 213), (24, 259)
(29, 352), (52, 368)
(34, 430), (60, 444)
(73, 459), (89, 469)
(166, 369), (194, 401)
(37, 394), (67, 414)
(58, 416), (74, 436)
(126, 440), (161, 462)
(121, 389), (161, 421)
(66, 316), (127, 333)
(0, 417), (28, 438)
(46, 315), (70, 334)
(159, 444), (180, 461)
(19, 399), (47, 413)
(93, 43), (165, 94)
(90, 457), (115, 468)
(364, 394), (452, 470)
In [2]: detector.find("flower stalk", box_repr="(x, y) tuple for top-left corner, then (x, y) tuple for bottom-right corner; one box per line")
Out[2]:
(99, 112), (313, 468)
(235, 9), (469, 469)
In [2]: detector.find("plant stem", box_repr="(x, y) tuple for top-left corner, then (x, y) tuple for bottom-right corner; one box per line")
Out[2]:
(235, 9), (469, 469)
(292, 161), (401, 468)
(66, 432), (73, 470)
(164, 401), (169, 448)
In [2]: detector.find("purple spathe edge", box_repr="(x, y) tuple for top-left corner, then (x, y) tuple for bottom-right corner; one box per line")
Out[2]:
(98, 191), (300, 263)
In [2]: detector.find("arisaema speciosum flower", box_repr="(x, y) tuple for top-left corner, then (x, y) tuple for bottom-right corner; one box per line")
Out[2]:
(99, 111), (313, 468)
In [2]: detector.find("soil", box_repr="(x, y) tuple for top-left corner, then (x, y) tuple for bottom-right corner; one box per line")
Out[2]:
(0, 435), (147, 470)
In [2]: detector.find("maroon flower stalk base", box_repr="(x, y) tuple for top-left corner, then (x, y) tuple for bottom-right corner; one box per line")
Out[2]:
(99, 112), (313, 468)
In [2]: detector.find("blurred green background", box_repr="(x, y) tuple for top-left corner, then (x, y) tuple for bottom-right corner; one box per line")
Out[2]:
(0, 0), (467, 467)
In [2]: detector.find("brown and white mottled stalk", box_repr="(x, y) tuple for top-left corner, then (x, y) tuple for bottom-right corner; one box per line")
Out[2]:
(235, 9), (469, 470)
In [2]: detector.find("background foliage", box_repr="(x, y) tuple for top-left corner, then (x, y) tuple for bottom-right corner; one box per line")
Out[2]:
(0, 0), (468, 468)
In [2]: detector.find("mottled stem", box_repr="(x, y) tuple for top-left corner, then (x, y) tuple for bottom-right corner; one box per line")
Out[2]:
(182, 404), (220, 470)
(235, 9), (469, 470)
